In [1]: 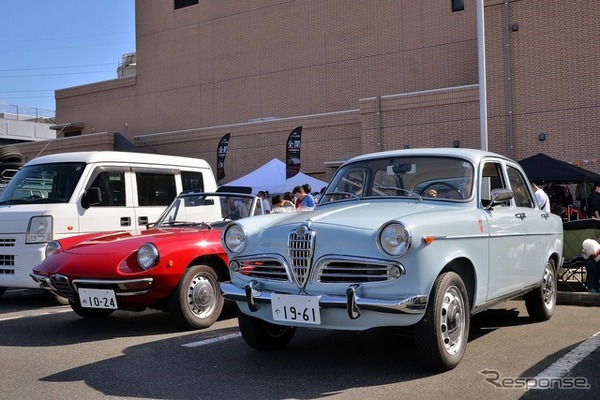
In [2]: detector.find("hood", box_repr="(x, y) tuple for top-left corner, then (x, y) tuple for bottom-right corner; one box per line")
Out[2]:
(243, 200), (440, 232)
(61, 227), (219, 256)
(0, 204), (56, 233)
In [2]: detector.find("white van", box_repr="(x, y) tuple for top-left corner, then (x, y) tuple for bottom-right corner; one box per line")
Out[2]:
(0, 151), (217, 296)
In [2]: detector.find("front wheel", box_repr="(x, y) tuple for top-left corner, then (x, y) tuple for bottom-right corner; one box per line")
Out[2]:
(524, 258), (557, 321)
(167, 264), (224, 330)
(237, 308), (296, 351)
(414, 271), (470, 371)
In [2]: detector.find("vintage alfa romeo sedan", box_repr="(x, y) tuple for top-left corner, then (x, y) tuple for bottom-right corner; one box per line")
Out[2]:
(31, 190), (263, 330)
(220, 148), (563, 370)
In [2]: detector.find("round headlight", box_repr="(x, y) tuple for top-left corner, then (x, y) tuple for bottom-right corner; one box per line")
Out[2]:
(137, 243), (159, 270)
(44, 241), (61, 258)
(378, 222), (411, 257)
(223, 224), (247, 254)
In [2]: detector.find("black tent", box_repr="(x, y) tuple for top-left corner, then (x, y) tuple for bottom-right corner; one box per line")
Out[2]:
(518, 153), (600, 184)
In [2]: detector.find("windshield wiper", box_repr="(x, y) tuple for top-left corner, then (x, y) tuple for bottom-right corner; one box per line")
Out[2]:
(163, 221), (213, 229)
(373, 186), (423, 200)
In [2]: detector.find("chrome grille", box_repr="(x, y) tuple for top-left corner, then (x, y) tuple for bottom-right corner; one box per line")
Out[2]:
(239, 259), (288, 281)
(0, 255), (15, 266)
(288, 226), (315, 287)
(50, 274), (76, 302)
(318, 259), (401, 283)
(0, 238), (16, 247)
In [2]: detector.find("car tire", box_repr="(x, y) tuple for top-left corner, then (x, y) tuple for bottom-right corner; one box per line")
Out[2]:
(0, 287), (6, 297)
(69, 300), (115, 318)
(167, 264), (224, 330)
(237, 308), (296, 351)
(0, 145), (24, 163)
(524, 258), (557, 321)
(414, 271), (470, 371)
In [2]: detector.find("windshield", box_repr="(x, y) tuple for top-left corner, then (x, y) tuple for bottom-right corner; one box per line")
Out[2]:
(0, 162), (86, 204)
(322, 156), (474, 203)
(155, 193), (260, 227)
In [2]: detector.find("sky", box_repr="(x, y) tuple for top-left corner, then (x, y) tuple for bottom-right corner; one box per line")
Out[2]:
(0, 1), (135, 115)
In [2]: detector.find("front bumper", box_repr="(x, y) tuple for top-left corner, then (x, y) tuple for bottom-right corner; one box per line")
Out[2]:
(30, 273), (154, 302)
(221, 280), (428, 321)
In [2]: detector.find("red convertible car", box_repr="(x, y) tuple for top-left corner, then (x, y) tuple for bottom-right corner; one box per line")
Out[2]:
(31, 190), (264, 330)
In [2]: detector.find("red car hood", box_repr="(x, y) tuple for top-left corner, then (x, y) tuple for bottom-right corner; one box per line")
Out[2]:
(60, 227), (218, 256)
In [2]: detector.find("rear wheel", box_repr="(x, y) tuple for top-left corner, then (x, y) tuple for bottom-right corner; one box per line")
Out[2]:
(237, 308), (296, 350)
(524, 258), (557, 321)
(69, 300), (114, 318)
(167, 264), (224, 330)
(414, 271), (470, 371)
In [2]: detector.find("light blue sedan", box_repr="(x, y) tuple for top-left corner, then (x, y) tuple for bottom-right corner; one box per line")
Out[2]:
(221, 148), (563, 371)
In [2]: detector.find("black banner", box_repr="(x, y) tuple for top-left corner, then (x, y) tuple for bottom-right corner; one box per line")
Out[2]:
(285, 126), (302, 179)
(216, 133), (230, 181)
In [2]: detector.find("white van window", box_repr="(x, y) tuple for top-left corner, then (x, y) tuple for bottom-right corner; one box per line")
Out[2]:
(88, 171), (126, 207)
(182, 171), (205, 191)
(136, 172), (177, 206)
(0, 162), (85, 204)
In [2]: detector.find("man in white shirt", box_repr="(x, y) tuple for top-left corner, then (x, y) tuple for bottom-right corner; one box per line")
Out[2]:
(533, 183), (550, 213)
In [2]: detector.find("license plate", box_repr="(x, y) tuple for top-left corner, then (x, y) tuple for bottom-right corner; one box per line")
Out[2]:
(78, 288), (118, 309)
(271, 294), (320, 325)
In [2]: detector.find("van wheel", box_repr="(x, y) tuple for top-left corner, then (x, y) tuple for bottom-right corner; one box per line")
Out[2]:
(237, 309), (296, 351)
(167, 264), (224, 330)
(414, 271), (470, 371)
(0, 287), (6, 297)
(524, 258), (557, 321)
(69, 300), (114, 318)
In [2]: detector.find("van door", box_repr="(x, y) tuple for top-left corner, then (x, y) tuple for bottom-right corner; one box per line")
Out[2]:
(132, 169), (179, 226)
(78, 167), (138, 233)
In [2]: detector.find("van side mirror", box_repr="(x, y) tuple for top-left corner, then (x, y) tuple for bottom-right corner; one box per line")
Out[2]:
(82, 187), (102, 209)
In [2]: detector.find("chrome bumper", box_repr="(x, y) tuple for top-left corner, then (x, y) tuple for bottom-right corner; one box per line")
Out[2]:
(221, 280), (428, 319)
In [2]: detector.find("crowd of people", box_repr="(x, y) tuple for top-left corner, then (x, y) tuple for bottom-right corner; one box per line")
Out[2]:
(256, 184), (318, 215)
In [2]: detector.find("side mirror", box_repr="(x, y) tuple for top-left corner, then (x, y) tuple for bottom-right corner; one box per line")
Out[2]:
(82, 187), (102, 209)
(484, 188), (513, 210)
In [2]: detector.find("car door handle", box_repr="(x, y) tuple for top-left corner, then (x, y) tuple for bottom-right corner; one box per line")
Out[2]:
(515, 213), (526, 220)
(138, 216), (149, 225)
(120, 217), (131, 227)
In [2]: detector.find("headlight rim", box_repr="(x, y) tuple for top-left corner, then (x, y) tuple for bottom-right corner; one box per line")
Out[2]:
(377, 221), (412, 257)
(136, 243), (160, 270)
(44, 240), (61, 258)
(222, 223), (247, 254)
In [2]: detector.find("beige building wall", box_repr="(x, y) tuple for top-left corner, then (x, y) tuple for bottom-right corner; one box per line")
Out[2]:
(19, 0), (599, 183)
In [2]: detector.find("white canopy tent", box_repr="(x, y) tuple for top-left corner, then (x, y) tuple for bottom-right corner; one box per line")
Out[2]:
(223, 158), (327, 195)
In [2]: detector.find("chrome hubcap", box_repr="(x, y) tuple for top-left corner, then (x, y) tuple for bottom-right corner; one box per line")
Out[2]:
(542, 263), (556, 310)
(187, 274), (217, 318)
(440, 286), (465, 354)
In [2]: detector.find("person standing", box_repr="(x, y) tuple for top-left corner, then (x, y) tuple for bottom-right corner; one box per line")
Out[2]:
(301, 183), (316, 209)
(532, 183), (550, 213)
(258, 191), (271, 214)
(589, 182), (600, 219)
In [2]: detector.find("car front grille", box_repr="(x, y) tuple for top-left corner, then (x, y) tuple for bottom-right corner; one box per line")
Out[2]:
(318, 259), (401, 283)
(0, 238), (16, 247)
(50, 274), (76, 302)
(239, 259), (288, 281)
(288, 226), (316, 287)
(0, 255), (15, 267)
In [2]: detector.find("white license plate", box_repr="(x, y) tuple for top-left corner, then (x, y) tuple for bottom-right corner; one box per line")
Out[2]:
(78, 288), (118, 309)
(271, 294), (321, 325)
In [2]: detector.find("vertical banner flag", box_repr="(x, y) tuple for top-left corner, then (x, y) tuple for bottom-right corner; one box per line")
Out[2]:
(286, 126), (302, 179)
(216, 133), (230, 181)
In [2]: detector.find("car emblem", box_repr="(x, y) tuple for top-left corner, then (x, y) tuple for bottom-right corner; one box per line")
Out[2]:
(296, 226), (307, 236)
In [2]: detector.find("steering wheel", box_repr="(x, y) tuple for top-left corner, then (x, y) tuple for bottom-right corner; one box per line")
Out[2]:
(420, 181), (462, 198)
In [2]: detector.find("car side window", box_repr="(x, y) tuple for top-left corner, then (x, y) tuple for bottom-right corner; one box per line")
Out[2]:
(88, 170), (126, 207)
(507, 167), (534, 208)
(136, 172), (176, 206)
(481, 162), (507, 207)
(181, 171), (205, 191)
